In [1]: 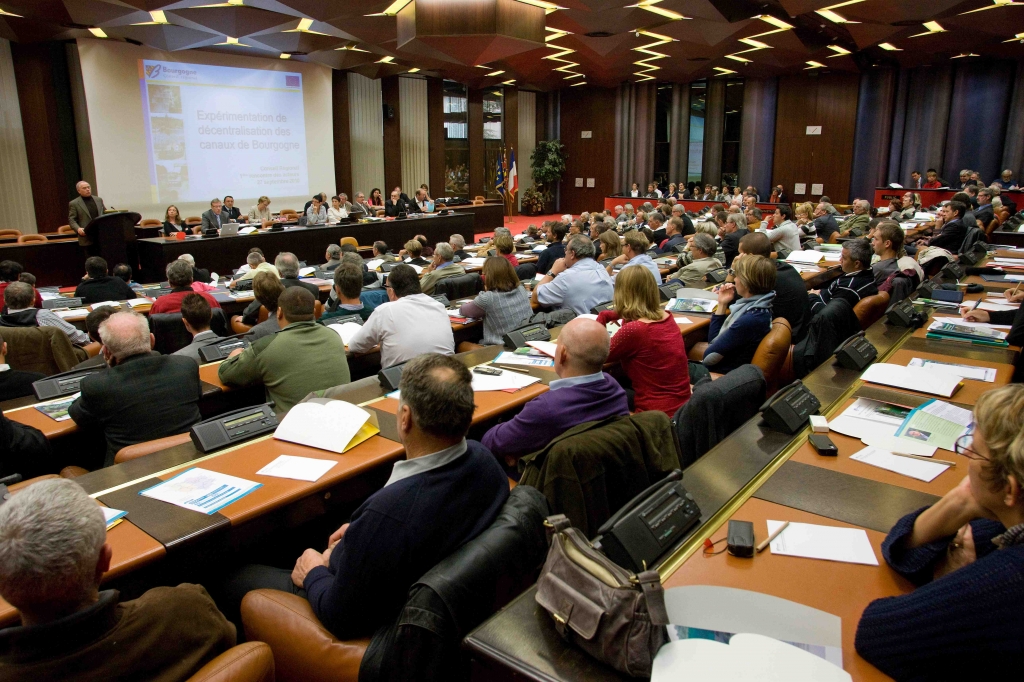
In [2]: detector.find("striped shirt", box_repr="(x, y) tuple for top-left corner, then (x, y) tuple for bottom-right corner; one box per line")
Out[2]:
(461, 287), (533, 346)
(809, 268), (878, 313)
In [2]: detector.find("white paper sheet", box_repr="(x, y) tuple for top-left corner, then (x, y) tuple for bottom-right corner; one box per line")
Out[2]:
(274, 401), (372, 454)
(860, 363), (962, 397)
(768, 520), (878, 566)
(365, 258), (384, 270)
(101, 506), (127, 529)
(673, 316), (693, 325)
(471, 371), (541, 392)
(493, 351), (554, 367)
(785, 251), (824, 264)
(907, 358), (996, 382)
(526, 340), (558, 357)
(976, 301), (1018, 312)
(861, 434), (937, 457)
(461, 257), (487, 266)
(126, 298), (153, 307)
(326, 322), (364, 346)
(850, 446), (949, 482)
(53, 309), (83, 319)
(140, 468), (261, 515)
(89, 301), (122, 310)
(256, 455), (338, 482)
(298, 266), (316, 277)
(652, 635), (851, 682)
(238, 226), (258, 234)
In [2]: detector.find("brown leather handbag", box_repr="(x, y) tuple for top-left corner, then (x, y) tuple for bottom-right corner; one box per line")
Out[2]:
(534, 515), (668, 677)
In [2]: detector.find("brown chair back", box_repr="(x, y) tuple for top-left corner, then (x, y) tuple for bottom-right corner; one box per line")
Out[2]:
(853, 291), (890, 330)
(139, 218), (162, 228)
(231, 315), (253, 335)
(279, 209), (298, 217)
(339, 237), (358, 249)
(2, 326), (81, 375)
(186, 642), (276, 682)
(314, 300), (323, 320)
(17, 234), (47, 244)
(985, 218), (999, 237)
(827, 232), (838, 244)
(186, 217), (202, 226)
(57, 225), (74, 234)
(114, 433), (192, 464)
(751, 317), (792, 395)
(0, 229), (22, 238)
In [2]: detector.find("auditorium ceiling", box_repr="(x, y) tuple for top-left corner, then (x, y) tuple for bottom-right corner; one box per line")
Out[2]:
(1, 1), (1022, 89)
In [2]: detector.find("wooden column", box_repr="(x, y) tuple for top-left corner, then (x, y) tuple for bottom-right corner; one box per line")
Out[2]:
(505, 86), (519, 215)
(427, 77), (446, 197)
(381, 75), (402, 193)
(468, 87), (484, 199)
(332, 71), (352, 196)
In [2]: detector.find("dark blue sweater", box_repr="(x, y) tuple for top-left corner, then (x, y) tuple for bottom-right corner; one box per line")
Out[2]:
(855, 507), (1024, 681)
(303, 440), (509, 639)
(703, 306), (772, 373)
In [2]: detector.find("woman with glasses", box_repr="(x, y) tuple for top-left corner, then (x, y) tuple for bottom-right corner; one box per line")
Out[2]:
(855, 384), (1024, 679)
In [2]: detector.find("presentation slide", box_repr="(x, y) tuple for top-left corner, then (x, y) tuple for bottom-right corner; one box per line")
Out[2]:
(140, 60), (308, 204)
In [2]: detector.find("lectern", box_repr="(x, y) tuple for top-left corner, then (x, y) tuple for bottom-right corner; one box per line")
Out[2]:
(85, 211), (141, 269)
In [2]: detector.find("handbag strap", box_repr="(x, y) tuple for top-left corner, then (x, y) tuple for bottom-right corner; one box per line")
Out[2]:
(636, 570), (669, 626)
(545, 514), (572, 544)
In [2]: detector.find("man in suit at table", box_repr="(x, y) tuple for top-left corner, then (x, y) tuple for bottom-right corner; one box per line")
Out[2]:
(909, 170), (922, 189)
(201, 198), (230, 234)
(352, 192), (374, 216)
(974, 187), (995, 229)
(69, 180), (106, 256)
(384, 189), (410, 217)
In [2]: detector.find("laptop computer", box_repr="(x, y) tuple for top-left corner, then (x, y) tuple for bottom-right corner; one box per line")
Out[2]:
(220, 223), (239, 237)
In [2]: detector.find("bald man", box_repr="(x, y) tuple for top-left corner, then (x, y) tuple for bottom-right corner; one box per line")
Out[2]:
(69, 180), (107, 255)
(481, 318), (629, 463)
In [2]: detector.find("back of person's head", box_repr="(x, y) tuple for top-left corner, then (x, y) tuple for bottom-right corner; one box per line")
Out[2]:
(844, 238), (873, 270)
(433, 242), (455, 263)
(388, 264), (422, 298)
(733, 255), (776, 296)
(374, 240), (389, 254)
(623, 230), (650, 254)
(180, 293), (212, 331)
(248, 247), (265, 259)
(404, 239), (422, 257)
(694, 221), (718, 237)
(326, 244), (342, 260)
(948, 200), (967, 219)
(748, 207), (763, 220)
(339, 244), (357, 255)
(340, 252), (362, 268)
(952, 191), (971, 205)
(398, 353), (474, 441)
(334, 263), (364, 300)
(481, 256), (520, 292)
(493, 233), (514, 255)
(691, 233), (717, 258)
(0, 478), (106, 616)
(973, 384), (1024, 504)
(550, 221), (569, 242)
(166, 259), (193, 287)
(613, 265), (661, 322)
(714, 210), (728, 225)
(85, 306), (115, 343)
(17, 273), (35, 286)
(727, 213), (746, 232)
(4, 282), (34, 310)
(84, 256), (108, 279)
(558, 318), (610, 373)
(599, 230), (622, 259)
(278, 286), (315, 323)
(449, 234), (465, 250)
(494, 227), (512, 239)
(112, 263), (132, 283)
(565, 233), (596, 260)
(253, 270), (284, 312)
(177, 253), (196, 267)
(275, 252), (299, 279)
(99, 312), (151, 361)
(738, 231), (772, 258)
(415, 235), (429, 248)
(246, 251), (264, 268)
(0, 260), (23, 282)
(877, 221), (905, 255)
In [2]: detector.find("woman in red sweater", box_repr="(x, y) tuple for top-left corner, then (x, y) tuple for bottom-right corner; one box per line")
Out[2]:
(596, 265), (691, 414)
(493, 233), (519, 267)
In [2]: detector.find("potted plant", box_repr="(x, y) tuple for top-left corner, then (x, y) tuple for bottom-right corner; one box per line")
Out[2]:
(530, 139), (567, 213)
(520, 188), (545, 216)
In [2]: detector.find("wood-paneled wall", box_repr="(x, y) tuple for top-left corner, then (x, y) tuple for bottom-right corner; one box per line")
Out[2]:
(558, 86), (616, 214)
(772, 73), (860, 205)
(426, 77), (445, 197)
(381, 76), (402, 193)
(468, 87), (484, 199)
(332, 71), (352, 197)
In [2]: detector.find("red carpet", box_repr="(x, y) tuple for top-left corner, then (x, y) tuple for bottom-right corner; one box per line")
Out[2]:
(475, 213), (566, 241)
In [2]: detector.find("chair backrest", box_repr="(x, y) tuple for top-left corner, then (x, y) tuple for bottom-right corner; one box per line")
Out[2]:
(921, 255), (949, 278)
(433, 272), (481, 300)
(474, 196), (485, 202)
(985, 218), (999, 236)
(230, 315), (253, 335)
(514, 263), (537, 281)
(279, 209), (298, 217)
(115, 432), (192, 464)
(185, 217), (202, 226)
(139, 218), (162, 228)
(314, 300), (323, 320)
(17, 234), (47, 243)
(750, 317), (792, 395)
(148, 313), (194, 355)
(0, 229), (22, 237)
(2, 325), (80, 375)
(186, 642), (275, 682)
(852, 291), (890, 330)
(339, 236), (358, 248)
(57, 225), (74, 234)
(360, 288), (389, 310)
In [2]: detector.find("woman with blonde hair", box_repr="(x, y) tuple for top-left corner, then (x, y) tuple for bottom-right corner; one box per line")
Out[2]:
(595, 265), (691, 414)
(856, 383), (1024, 679)
(598, 230), (622, 262)
(703, 254), (776, 372)
(459, 256), (531, 346)
(163, 205), (185, 236)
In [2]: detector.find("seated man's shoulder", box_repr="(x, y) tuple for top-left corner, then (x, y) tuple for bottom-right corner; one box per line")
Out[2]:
(127, 583), (220, 617)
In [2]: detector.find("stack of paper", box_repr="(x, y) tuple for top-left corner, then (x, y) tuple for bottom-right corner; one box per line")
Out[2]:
(768, 520), (879, 566)
(907, 357), (996, 383)
(526, 340), (558, 357)
(89, 301), (122, 311)
(126, 298), (153, 308)
(860, 363), (963, 397)
(257, 455), (338, 482)
(652, 635), (851, 682)
(141, 468), (261, 514)
(298, 266), (316, 277)
(366, 258), (384, 270)
(827, 397), (910, 441)
(471, 370), (541, 392)
(493, 351), (554, 367)
(850, 446), (950, 482)
(238, 226), (258, 234)
(54, 310), (82, 319)
(785, 251), (824, 264)
(926, 319), (1009, 347)
(326, 322), (364, 346)
(101, 507), (127, 530)
(894, 399), (972, 451)
(667, 298), (717, 314)
(274, 400), (379, 454)
(976, 301), (1018, 312)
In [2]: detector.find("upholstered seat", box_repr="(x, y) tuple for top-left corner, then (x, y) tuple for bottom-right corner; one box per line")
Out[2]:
(853, 291), (890, 330)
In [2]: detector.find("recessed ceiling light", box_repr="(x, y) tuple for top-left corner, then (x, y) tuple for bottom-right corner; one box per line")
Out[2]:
(805, 60), (826, 69)
(515, 0), (565, 13)
(713, 66), (737, 75)
(754, 15), (794, 30)
(485, 69), (505, 77)
(88, 28), (108, 38)
(0, 8), (23, 17)
(570, 81), (586, 86)
(910, 21), (945, 37)
(627, 1), (690, 20)
(366, 0), (412, 16)
(950, 53), (980, 58)
(725, 54), (752, 63)
(827, 45), (852, 56)
(961, 0), (1024, 15)
(879, 42), (902, 51)
(279, 53), (290, 59)
(376, 56), (394, 63)
(407, 67), (420, 73)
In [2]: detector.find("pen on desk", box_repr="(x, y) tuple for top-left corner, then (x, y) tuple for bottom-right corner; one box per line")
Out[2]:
(889, 451), (956, 467)
(756, 521), (789, 553)
(491, 364), (531, 374)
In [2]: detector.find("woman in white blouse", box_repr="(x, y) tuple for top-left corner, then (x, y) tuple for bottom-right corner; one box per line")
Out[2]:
(327, 195), (348, 223)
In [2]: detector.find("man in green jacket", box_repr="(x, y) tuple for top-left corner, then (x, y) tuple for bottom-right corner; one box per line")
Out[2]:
(418, 242), (466, 295)
(218, 287), (350, 415)
(839, 200), (871, 238)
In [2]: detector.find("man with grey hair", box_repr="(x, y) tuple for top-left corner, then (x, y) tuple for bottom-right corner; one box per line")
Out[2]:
(995, 169), (1018, 190)
(670, 233), (722, 288)
(1, 282), (90, 346)
(808, 238), (878, 315)
(353, 191), (373, 215)
(719, 213), (746, 267)
(322, 243), (343, 272)
(230, 249), (278, 287)
(619, 203), (634, 223)
(975, 186), (995, 229)
(839, 199), (871, 238)
(69, 312), (202, 466)
(533, 234), (614, 314)
(69, 179), (107, 255)
(150, 259), (221, 314)
(449, 233), (470, 260)
(670, 203), (695, 235)
(177, 252), (211, 286)
(0, 478), (235, 678)
(241, 252), (319, 325)
(419, 242), (466, 295)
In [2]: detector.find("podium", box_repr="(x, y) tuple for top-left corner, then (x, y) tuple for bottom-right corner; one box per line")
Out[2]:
(85, 211), (141, 269)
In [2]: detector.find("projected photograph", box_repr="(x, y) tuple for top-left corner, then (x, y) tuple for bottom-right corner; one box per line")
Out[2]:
(151, 116), (185, 161)
(147, 84), (182, 114)
(155, 162), (189, 203)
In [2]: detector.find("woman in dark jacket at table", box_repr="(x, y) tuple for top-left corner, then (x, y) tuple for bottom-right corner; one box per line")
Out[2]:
(855, 384), (1024, 681)
(163, 205), (186, 236)
(702, 254), (775, 373)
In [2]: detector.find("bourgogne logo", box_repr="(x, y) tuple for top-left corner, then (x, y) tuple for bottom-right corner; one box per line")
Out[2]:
(145, 64), (162, 79)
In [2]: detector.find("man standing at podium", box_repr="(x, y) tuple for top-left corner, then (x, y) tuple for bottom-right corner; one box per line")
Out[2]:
(69, 180), (106, 256)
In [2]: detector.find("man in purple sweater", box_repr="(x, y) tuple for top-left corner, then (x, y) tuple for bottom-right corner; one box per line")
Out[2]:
(482, 318), (629, 463)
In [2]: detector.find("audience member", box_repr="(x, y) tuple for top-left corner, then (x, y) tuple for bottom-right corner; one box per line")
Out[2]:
(0, 330), (44, 402)
(482, 318), (629, 462)
(373, 240), (392, 261)
(73, 257), (135, 304)
(671, 233), (722, 288)
(173, 293), (221, 363)
(449, 234), (471, 261)
(534, 234), (615, 314)
(459, 257), (532, 346)
(655, 217), (688, 254)
(230, 248), (277, 285)
(598, 229), (623, 262)
(69, 312), (202, 466)
(536, 222), (568, 274)
(419, 242), (467, 296)
(0, 478), (235, 679)
(219, 288), (350, 415)
(607, 231), (661, 283)
(809, 202), (840, 243)
(71, 307), (117, 370)
(595, 266), (691, 414)
(247, 271), (285, 339)
(150, 260), (221, 315)
(855, 384), (1024, 679)
(703, 255), (776, 373)
(322, 244), (342, 272)
(1, 283), (89, 346)
(871, 221), (906, 284)
(402, 239), (430, 266)
(839, 200), (871, 238)
(112, 263), (137, 287)
(348, 264), (454, 368)
(735, 233), (809, 339)
(0, 261), (42, 308)
(320, 264), (374, 323)
(974, 187), (995, 229)
(493, 233), (519, 267)
(719, 214), (746, 267)
(240, 253), (317, 324)
(809, 239), (877, 314)
(763, 204), (801, 257)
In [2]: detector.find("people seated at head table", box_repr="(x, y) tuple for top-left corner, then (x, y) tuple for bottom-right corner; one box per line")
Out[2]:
(607, 230), (662, 284)
(240, 252), (318, 325)
(855, 384), (1024, 679)
(482, 317), (630, 463)
(597, 229), (623, 262)
(353, 192), (373, 215)
(703, 255), (777, 373)
(305, 195), (327, 226)
(74, 256), (136, 304)
(0, 261), (42, 309)
(246, 271), (285, 340)
(459, 257), (532, 346)
(230, 248), (278, 286)
(247, 195), (272, 225)
(808, 238), (878, 315)
(221, 195), (241, 222)
(670, 233), (723, 288)
(594, 266), (691, 415)
(303, 192), (328, 217)
(368, 188), (384, 206)
(0, 329), (44, 402)
(1, 282), (89, 347)
(413, 188), (431, 212)
(321, 263), (375, 323)
(69, 312), (202, 467)
(326, 195), (346, 223)
(200, 198), (230, 234)
(492, 233), (519, 267)
(535, 222), (568, 275)
(384, 189), (410, 217)
(922, 168), (943, 188)
(150, 260), (221, 315)
(322, 244), (342, 272)
(162, 204), (186, 236)
(0, 478), (236, 680)
(719, 213), (746, 268)
(401, 239), (430, 267)
(219, 288), (349, 416)
(223, 353), (508, 639)
(172, 293), (222, 363)
(419, 243), (467, 296)
(533, 234), (615, 315)
(347, 264), (455, 368)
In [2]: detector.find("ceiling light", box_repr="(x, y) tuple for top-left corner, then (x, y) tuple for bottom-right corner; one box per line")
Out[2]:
(515, 0), (565, 13)
(0, 8), (22, 17)
(545, 27), (572, 42)
(476, 64), (491, 68)
(950, 53), (980, 58)
(738, 37), (772, 49)
(543, 48), (575, 60)
(216, 36), (246, 46)
(297, 18), (313, 31)
(485, 69), (505, 76)
(827, 45), (852, 56)
(335, 44), (369, 52)
(713, 66), (737, 75)
(961, 0), (1023, 14)
(502, 79), (516, 85)
(88, 28), (108, 38)
(279, 53), (290, 59)
(407, 67), (420, 73)
(366, 0), (412, 16)
(754, 15), (794, 30)
(879, 42), (902, 50)
(725, 54), (752, 63)
(563, 72), (584, 79)
(816, 10), (849, 23)
(376, 56), (395, 63)
(1004, 32), (1024, 42)
(910, 21), (945, 37)
(805, 60), (825, 69)
(627, 1), (690, 20)
(570, 81), (586, 86)
(150, 11), (168, 23)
